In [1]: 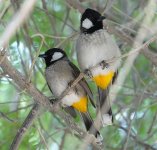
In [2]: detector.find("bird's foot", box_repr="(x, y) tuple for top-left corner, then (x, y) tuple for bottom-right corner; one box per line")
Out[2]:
(84, 69), (93, 78)
(68, 81), (73, 87)
(100, 60), (109, 69)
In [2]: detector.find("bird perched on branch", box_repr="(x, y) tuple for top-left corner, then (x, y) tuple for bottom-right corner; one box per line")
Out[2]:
(39, 48), (102, 143)
(76, 8), (121, 125)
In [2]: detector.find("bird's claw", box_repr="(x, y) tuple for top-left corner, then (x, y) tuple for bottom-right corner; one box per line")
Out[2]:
(68, 81), (73, 87)
(84, 69), (93, 78)
(100, 60), (109, 69)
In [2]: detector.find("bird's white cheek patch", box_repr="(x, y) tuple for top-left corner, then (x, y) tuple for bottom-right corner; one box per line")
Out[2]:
(51, 52), (63, 61)
(82, 18), (93, 29)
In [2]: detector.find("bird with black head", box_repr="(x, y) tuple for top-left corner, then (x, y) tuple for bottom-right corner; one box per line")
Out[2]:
(76, 8), (121, 126)
(39, 48), (103, 143)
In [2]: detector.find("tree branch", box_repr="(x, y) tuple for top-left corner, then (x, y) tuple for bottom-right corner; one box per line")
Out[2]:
(65, 0), (85, 14)
(10, 104), (41, 150)
(0, 0), (37, 48)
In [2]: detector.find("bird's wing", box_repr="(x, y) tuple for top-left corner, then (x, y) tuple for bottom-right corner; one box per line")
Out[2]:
(68, 61), (96, 108)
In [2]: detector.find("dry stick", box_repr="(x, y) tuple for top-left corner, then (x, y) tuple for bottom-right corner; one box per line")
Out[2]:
(33, 33), (67, 39)
(57, 111), (101, 150)
(116, 125), (156, 150)
(144, 115), (157, 142)
(36, 125), (49, 150)
(10, 104), (40, 150)
(0, 111), (15, 122)
(147, 110), (157, 134)
(0, 0), (37, 48)
(65, 0), (85, 14)
(59, 130), (67, 150)
(107, 34), (157, 65)
(61, 8), (70, 32)
(102, 0), (115, 14)
(122, 87), (147, 150)
(0, 55), (53, 110)
(27, 36), (44, 82)
(55, 32), (78, 48)
(0, 100), (29, 105)
(41, 0), (57, 36)
(111, 5), (149, 31)
(0, 49), (7, 65)
(6, 104), (34, 115)
(35, 6), (77, 31)
(0, 2), (11, 20)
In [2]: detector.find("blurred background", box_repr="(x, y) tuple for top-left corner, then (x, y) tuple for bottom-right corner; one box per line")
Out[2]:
(0, 0), (157, 149)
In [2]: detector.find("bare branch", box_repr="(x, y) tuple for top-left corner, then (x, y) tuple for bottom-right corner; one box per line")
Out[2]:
(10, 104), (41, 150)
(0, 0), (37, 48)
(65, 0), (85, 14)
(0, 111), (15, 122)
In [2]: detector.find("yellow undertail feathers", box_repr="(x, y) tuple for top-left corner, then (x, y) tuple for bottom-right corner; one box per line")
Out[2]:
(72, 96), (87, 112)
(92, 71), (114, 89)
(71, 72), (114, 112)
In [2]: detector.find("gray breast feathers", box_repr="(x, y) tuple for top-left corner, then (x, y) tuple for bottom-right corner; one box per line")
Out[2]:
(76, 29), (121, 71)
(45, 60), (74, 97)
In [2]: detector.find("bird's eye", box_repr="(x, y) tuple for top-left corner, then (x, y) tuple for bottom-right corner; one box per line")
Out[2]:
(51, 52), (63, 62)
(82, 18), (93, 29)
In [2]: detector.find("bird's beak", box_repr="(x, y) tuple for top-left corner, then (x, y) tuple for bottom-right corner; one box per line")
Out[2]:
(98, 16), (106, 21)
(39, 54), (46, 58)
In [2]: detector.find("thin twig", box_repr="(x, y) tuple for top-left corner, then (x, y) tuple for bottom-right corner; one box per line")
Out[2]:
(36, 125), (49, 150)
(59, 130), (67, 150)
(0, 111), (15, 122)
(65, 0), (85, 14)
(0, 0), (37, 48)
(10, 104), (41, 150)
(116, 125), (156, 150)
(27, 35), (44, 82)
